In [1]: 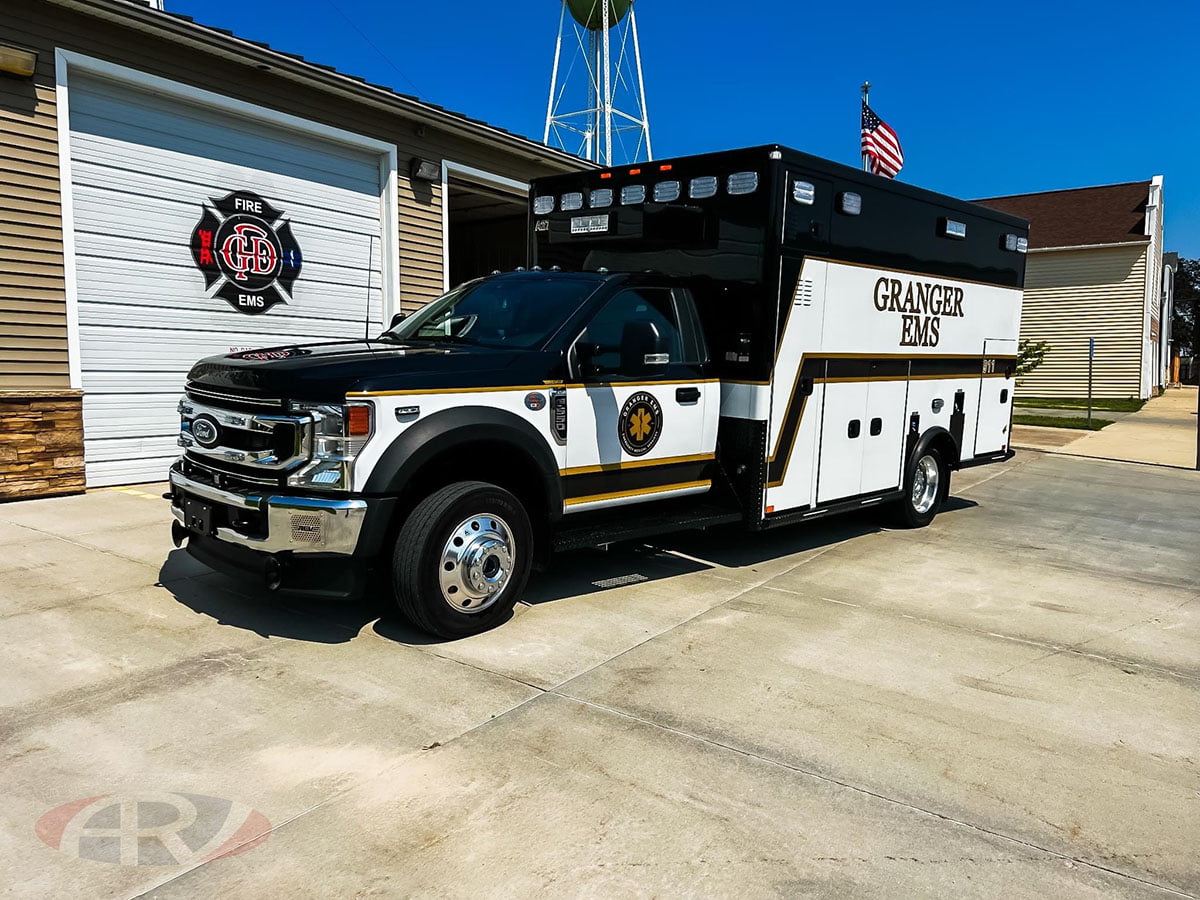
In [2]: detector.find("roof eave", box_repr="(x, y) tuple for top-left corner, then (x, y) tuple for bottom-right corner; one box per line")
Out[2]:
(48, 0), (595, 171)
(1027, 240), (1151, 253)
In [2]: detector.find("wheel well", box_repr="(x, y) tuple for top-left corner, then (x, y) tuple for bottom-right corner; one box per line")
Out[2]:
(392, 440), (552, 552)
(924, 430), (961, 470)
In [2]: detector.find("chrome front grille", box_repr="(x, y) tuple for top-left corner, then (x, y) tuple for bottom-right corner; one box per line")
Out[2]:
(185, 382), (284, 413)
(179, 394), (313, 473)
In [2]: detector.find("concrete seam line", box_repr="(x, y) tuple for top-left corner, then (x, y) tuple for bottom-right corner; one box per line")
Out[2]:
(0, 519), (163, 574)
(755, 584), (1200, 686)
(554, 693), (1195, 899)
(125, 687), (551, 900)
(546, 536), (859, 695)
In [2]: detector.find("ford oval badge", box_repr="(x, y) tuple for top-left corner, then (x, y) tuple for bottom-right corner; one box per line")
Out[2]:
(191, 415), (220, 448)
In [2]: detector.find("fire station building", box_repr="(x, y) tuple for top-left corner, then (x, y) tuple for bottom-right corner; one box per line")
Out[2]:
(1, 0), (585, 499)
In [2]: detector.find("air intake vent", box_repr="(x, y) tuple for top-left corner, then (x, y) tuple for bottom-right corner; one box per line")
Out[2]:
(793, 279), (814, 307)
(290, 513), (323, 544)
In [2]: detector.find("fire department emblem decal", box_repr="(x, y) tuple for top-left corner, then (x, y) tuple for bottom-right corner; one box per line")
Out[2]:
(190, 190), (302, 315)
(618, 391), (662, 456)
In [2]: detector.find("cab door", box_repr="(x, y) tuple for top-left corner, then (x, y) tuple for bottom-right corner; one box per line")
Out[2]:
(563, 286), (717, 513)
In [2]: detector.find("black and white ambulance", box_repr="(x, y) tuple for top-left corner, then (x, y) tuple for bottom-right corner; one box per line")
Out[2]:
(170, 144), (1027, 637)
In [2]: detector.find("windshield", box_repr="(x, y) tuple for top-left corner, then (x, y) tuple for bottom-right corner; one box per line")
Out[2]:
(382, 276), (601, 349)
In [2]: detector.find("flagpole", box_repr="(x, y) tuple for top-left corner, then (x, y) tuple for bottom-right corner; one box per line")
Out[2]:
(860, 81), (870, 172)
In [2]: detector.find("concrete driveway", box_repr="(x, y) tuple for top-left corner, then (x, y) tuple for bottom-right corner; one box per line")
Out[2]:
(1, 454), (1198, 898)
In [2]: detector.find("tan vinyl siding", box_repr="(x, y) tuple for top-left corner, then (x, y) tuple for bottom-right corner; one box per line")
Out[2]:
(2, 0), (582, 387)
(0, 36), (69, 389)
(1017, 244), (1148, 399)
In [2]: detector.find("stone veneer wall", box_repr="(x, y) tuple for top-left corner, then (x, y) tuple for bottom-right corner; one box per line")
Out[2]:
(0, 391), (86, 500)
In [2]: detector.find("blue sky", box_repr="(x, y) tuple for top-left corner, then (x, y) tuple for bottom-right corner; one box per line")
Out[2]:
(171, 0), (1199, 257)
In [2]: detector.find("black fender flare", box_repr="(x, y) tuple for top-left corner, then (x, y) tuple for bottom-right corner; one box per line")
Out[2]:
(362, 407), (563, 521)
(906, 425), (960, 472)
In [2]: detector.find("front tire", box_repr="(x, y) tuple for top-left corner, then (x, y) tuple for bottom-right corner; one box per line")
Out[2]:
(393, 481), (533, 638)
(893, 447), (948, 528)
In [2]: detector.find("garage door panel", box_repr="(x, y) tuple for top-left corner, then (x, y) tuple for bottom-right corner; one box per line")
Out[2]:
(79, 322), (382, 376)
(69, 69), (391, 486)
(71, 77), (380, 195)
(73, 237), (384, 304)
(83, 393), (184, 440)
(69, 146), (381, 227)
(72, 192), (382, 258)
(85, 453), (182, 488)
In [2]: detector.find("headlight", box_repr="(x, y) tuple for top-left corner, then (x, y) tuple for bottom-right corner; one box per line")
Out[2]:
(287, 401), (373, 490)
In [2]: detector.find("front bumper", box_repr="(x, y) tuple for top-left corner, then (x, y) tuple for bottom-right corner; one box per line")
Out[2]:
(169, 469), (367, 555)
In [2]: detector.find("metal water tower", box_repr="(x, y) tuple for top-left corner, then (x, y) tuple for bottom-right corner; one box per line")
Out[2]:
(544, 0), (652, 165)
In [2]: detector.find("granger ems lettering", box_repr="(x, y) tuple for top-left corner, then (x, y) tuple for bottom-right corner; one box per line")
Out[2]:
(873, 277), (966, 347)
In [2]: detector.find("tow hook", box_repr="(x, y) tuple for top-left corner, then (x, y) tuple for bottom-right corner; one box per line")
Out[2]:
(171, 521), (189, 548)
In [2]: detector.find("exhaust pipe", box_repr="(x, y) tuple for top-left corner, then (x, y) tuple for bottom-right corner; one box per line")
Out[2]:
(264, 557), (283, 591)
(171, 521), (188, 548)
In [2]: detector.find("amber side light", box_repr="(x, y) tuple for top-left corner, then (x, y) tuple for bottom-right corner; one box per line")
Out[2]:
(628, 167), (642, 175)
(348, 405), (372, 436)
(659, 164), (673, 171)
(599, 172), (612, 179)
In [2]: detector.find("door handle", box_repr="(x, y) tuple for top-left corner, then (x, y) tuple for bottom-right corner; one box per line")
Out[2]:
(676, 386), (701, 403)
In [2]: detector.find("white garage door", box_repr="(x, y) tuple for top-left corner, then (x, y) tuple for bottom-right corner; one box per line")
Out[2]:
(67, 71), (390, 486)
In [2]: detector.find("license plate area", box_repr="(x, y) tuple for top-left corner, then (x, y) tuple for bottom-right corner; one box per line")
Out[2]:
(183, 495), (214, 535)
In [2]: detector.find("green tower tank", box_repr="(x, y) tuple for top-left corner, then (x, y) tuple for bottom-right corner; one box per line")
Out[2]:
(566, 0), (632, 30)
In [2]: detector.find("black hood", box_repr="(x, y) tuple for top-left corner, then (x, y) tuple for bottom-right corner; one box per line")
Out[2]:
(186, 339), (542, 400)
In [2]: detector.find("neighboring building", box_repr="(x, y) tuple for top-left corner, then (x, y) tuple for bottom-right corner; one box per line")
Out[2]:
(1, 0), (589, 499)
(976, 178), (1166, 400)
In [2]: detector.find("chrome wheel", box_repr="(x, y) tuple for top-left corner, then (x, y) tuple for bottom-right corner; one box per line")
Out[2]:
(910, 454), (940, 514)
(438, 513), (515, 614)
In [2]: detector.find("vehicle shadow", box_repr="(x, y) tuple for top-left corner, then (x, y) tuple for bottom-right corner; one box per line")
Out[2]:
(158, 549), (387, 644)
(162, 496), (980, 646)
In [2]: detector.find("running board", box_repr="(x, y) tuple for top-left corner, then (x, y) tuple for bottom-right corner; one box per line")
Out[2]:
(552, 502), (744, 552)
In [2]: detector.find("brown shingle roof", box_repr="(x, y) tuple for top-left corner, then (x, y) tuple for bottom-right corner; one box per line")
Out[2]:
(974, 181), (1151, 250)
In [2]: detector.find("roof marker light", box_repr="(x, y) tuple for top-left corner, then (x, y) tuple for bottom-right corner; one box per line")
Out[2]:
(727, 171), (759, 195)
(599, 172), (612, 179)
(689, 176), (718, 199)
(654, 180), (681, 202)
(628, 167), (642, 176)
(941, 218), (967, 239)
(838, 192), (862, 215)
(659, 164), (673, 171)
(620, 184), (645, 205)
(792, 180), (815, 205)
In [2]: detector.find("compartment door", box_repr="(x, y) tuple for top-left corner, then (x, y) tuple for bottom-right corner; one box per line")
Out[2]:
(816, 382), (869, 504)
(975, 338), (1018, 455)
(859, 379), (908, 495)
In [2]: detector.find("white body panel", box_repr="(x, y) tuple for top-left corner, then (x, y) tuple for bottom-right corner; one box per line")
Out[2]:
(66, 71), (391, 486)
(763, 259), (1021, 517)
(563, 379), (719, 512)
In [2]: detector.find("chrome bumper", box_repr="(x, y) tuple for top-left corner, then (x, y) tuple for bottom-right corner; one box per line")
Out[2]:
(169, 470), (367, 555)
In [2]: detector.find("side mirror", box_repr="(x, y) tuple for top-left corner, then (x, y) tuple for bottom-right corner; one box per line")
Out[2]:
(389, 312), (406, 329)
(620, 320), (668, 375)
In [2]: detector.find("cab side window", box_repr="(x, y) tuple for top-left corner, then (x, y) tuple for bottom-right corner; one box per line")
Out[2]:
(580, 288), (703, 377)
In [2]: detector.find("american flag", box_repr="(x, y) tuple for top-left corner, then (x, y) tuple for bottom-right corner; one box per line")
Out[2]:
(861, 101), (904, 178)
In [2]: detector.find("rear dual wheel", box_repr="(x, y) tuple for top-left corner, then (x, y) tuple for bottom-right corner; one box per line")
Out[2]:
(393, 481), (532, 638)
(892, 447), (949, 528)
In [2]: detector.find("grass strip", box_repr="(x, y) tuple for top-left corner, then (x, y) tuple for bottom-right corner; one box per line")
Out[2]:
(1014, 397), (1144, 412)
(1012, 414), (1114, 431)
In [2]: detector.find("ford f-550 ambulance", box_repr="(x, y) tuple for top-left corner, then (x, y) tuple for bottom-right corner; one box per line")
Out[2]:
(170, 145), (1027, 637)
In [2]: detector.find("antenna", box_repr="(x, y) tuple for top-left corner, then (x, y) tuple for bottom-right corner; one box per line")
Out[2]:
(363, 234), (375, 341)
(544, 0), (652, 166)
